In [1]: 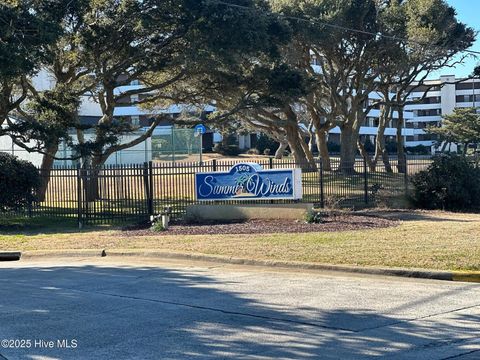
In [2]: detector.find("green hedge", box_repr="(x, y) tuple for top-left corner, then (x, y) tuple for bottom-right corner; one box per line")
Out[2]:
(0, 153), (40, 212)
(411, 154), (480, 210)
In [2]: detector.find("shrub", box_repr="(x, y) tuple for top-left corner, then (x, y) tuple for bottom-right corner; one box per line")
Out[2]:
(213, 143), (241, 156)
(411, 154), (480, 210)
(327, 141), (341, 154)
(305, 210), (323, 224)
(406, 145), (430, 155)
(385, 140), (398, 154)
(0, 153), (40, 212)
(363, 138), (375, 153)
(247, 148), (260, 155)
(151, 221), (166, 232)
(263, 148), (271, 156)
(256, 134), (279, 154)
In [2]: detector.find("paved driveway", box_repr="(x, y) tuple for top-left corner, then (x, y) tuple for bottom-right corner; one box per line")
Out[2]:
(0, 257), (479, 359)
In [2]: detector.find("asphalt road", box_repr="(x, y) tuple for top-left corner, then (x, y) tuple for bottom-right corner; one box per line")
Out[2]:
(0, 257), (479, 360)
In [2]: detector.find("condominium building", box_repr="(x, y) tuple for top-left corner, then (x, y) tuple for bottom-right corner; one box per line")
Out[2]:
(404, 75), (478, 147)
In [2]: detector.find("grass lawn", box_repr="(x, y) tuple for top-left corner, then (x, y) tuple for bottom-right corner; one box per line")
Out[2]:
(0, 211), (479, 271)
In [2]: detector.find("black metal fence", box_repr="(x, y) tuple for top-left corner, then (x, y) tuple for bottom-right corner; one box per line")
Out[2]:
(21, 156), (433, 225)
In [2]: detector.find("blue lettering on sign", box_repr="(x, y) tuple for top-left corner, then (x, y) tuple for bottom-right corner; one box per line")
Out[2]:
(195, 163), (302, 201)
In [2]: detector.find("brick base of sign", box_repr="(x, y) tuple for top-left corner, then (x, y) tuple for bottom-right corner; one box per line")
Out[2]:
(185, 203), (314, 222)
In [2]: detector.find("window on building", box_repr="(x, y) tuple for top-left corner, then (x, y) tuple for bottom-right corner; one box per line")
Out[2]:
(131, 116), (140, 126)
(456, 81), (480, 90)
(416, 109), (441, 117)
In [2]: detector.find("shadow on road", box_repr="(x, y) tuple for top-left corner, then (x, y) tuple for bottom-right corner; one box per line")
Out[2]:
(0, 264), (479, 359)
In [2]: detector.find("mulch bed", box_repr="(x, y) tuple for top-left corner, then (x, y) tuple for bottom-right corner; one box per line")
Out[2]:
(121, 213), (399, 236)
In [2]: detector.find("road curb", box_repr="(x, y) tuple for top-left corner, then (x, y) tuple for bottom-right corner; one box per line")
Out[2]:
(11, 249), (480, 283)
(105, 250), (477, 282)
(21, 249), (106, 259)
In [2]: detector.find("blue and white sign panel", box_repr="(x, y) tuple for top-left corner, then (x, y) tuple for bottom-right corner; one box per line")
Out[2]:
(195, 163), (302, 201)
(194, 124), (206, 135)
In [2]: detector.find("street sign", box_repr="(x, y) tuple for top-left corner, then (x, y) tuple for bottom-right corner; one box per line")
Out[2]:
(194, 124), (206, 164)
(194, 124), (206, 135)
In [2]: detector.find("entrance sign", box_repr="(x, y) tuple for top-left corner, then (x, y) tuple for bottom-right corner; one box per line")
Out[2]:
(195, 163), (302, 201)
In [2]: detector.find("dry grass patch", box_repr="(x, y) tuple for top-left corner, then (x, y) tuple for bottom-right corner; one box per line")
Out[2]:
(0, 211), (479, 271)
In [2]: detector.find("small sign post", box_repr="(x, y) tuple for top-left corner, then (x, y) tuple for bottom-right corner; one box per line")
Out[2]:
(194, 124), (207, 164)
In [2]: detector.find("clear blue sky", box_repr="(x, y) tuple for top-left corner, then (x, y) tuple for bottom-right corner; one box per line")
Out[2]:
(441, 0), (480, 78)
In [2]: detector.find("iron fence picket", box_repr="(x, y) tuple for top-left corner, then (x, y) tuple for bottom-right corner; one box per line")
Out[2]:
(7, 156), (440, 225)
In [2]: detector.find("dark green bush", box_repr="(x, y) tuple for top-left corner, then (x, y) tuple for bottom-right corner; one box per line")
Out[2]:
(0, 153), (40, 212)
(256, 134), (279, 154)
(305, 210), (323, 224)
(406, 145), (431, 155)
(385, 140), (398, 154)
(327, 141), (341, 153)
(363, 138), (375, 153)
(411, 154), (480, 210)
(213, 143), (241, 156)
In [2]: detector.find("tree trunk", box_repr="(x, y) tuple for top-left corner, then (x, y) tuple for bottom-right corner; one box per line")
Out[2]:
(381, 146), (393, 173)
(339, 125), (359, 173)
(285, 125), (316, 171)
(316, 129), (331, 171)
(373, 132), (393, 173)
(274, 141), (287, 159)
(37, 142), (59, 202)
(396, 108), (406, 173)
(373, 106), (393, 173)
(358, 140), (375, 172)
(307, 121), (315, 154)
(299, 132), (318, 171)
(84, 154), (108, 202)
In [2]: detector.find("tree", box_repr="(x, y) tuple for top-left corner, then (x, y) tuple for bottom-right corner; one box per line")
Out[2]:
(0, 0), (62, 130)
(70, 0), (293, 171)
(172, 6), (316, 168)
(221, 65), (316, 169)
(426, 108), (480, 154)
(371, 0), (474, 173)
(5, 0), (96, 200)
(6, 0), (294, 200)
(269, 0), (474, 173)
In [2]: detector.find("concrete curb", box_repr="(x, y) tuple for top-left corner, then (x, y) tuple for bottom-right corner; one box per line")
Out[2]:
(9, 249), (480, 283)
(105, 250), (458, 281)
(21, 249), (106, 259)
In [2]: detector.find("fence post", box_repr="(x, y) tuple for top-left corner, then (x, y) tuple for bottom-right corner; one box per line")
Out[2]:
(212, 159), (217, 172)
(77, 164), (83, 229)
(148, 161), (154, 216)
(404, 156), (409, 194)
(143, 162), (154, 217)
(269, 157), (273, 169)
(319, 159), (325, 208)
(363, 156), (369, 205)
